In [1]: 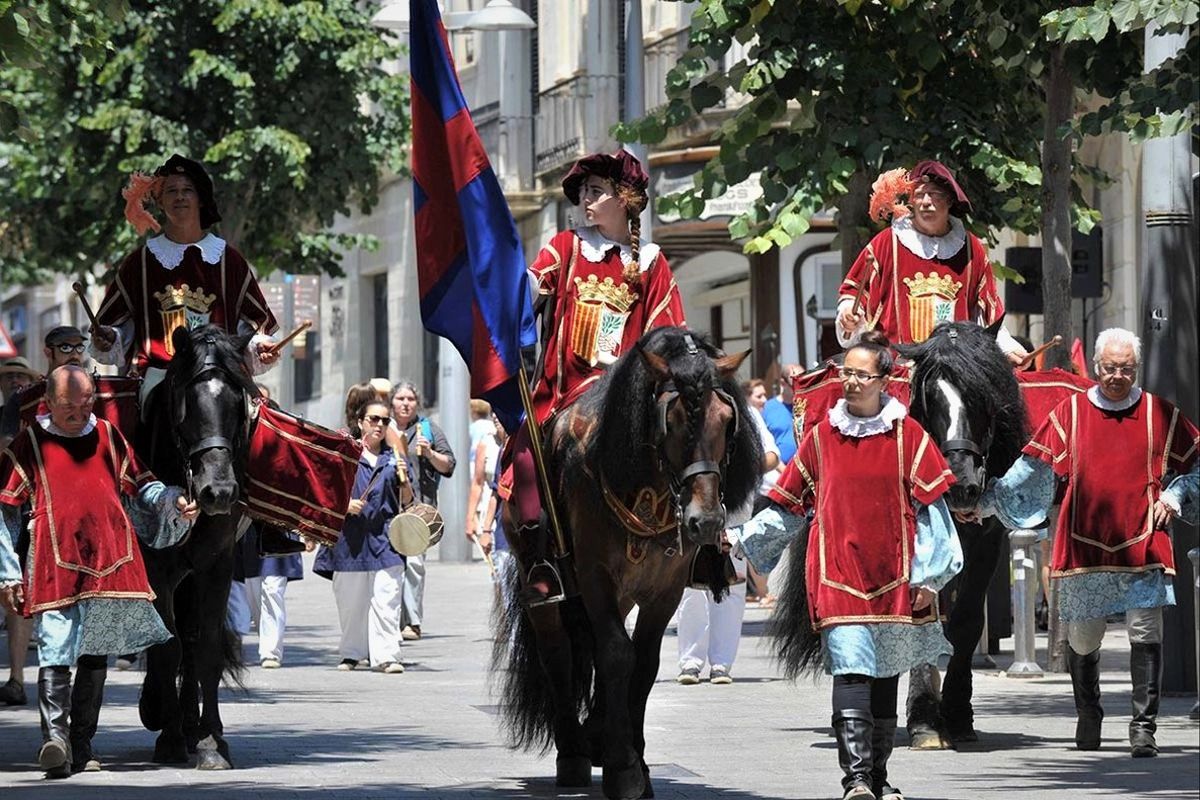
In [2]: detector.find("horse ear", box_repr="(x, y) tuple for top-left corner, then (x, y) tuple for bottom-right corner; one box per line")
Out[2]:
(171, 326), (192, 358)
(640, 349), (671, 381)
(714, 349), (751, 378)
(984, 313), (1006, 340)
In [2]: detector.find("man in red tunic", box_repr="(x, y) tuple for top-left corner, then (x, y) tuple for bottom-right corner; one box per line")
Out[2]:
(498, 150), (685, 603)
(90, 154), (280, 378)
(0, 366), (198, 777)
(981, 328), (1198, 758)
(835, 161), (1027, 364)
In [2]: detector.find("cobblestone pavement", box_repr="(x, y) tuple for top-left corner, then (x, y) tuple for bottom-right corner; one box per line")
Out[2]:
(1, 559), (1197, 799)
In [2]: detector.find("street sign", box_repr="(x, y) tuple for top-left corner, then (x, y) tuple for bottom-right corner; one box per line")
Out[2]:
(0, 321), (17, 358)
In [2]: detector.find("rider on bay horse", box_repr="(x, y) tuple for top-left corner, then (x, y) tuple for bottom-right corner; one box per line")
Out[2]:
(498, 149), (685, 605)
(88, 154), (300, 555)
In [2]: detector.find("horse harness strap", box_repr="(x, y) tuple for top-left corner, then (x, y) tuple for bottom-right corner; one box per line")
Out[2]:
(941, 438), (983, 457)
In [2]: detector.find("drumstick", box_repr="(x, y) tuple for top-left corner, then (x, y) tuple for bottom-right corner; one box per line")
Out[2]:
(357, 470), (385, 501)
(72, 282), (101, 329)
(467, 532), (497, 577)
(265, 320), (313, 355)
(850, 253), (874, 318)
(1016, 334), (1064, 369)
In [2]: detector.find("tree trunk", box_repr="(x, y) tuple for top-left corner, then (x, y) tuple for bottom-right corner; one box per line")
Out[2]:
(1040, 44), (1074, 370)
(839, 169), (872, 276)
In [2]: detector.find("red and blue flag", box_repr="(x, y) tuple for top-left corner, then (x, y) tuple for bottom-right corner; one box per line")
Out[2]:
(409, 0), (536, 430)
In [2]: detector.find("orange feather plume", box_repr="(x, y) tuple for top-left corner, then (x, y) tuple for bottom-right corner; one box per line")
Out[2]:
(868, 167), (917, 224)
(122, 172), (162, 236)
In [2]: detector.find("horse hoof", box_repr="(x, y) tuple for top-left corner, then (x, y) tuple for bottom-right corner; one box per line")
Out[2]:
(139, 689), (164, 732)
(602, 760), (645, 800)
(555, 754), (592, 787)
(640, 760), (654, 798)
(152, 738), (189, 764)
(195, 736), (233, 770)
(908, 728), (952, 750)
(947, 723), (979, 743)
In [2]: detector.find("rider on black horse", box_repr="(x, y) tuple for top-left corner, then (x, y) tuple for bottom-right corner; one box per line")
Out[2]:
(89, 154), (299, 556)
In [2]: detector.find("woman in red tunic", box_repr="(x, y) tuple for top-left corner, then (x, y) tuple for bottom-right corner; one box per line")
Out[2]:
(498, 150), (685, 604)
(752, 339), (962, 800)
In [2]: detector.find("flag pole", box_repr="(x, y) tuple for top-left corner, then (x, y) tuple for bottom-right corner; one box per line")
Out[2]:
(516, 365), (568, 558)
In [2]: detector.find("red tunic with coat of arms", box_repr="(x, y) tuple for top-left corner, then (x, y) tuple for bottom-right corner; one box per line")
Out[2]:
(838, 224), (1004, 345)
(0, 420), (157, 614)
(95, 240), (277, 373)
(526, 229), (685, 425)
(768, 415), (955, 629)
(1025, 391), (1199, 579)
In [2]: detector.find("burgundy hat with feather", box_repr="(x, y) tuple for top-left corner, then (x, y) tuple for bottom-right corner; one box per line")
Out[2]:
(908, 160), (971, 215)
(561, 150), (649, 207)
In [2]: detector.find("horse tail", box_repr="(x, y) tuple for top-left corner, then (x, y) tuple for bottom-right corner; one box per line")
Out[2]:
(491, 557), (594, 753)
(766, 515), (825, 680)
(217, 595), (246, 690)
(174, 573), (246, 690)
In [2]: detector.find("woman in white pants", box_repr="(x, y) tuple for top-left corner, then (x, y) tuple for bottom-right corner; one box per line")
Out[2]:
(234, 525), (308, 668)
(677, 403), (779, 684)
(315, 400), (412, 673)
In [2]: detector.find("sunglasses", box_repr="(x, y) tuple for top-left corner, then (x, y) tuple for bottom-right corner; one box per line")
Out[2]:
(361, 414), (390, 426)
(53, 343), (87, 354)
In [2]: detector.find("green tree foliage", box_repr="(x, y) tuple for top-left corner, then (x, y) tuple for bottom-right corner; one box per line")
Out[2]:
(1, 0), (409, 285)
(614, 0), (1164, 264)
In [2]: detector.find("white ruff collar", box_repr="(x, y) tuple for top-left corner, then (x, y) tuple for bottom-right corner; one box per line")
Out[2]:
(1088, 385), (1142, 412)
(147, 233), (226, 270)
(892, 215), (966, 260)
(828, 394), (907, 438)
(575, 226), (661, 272)
(37, 412), (97, 438)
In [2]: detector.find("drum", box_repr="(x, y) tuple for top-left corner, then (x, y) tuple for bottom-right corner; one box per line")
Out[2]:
(387, 502), (445, 557)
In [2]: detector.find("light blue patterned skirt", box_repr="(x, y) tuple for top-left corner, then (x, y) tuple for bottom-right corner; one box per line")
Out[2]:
(822, 621), (952, 678)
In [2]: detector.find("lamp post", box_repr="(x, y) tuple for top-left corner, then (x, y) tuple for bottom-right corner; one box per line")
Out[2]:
(372, 0), (535, 563)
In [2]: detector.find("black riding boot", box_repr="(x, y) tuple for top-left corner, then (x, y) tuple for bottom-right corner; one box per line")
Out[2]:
(37, 667), (72, 779)
(1129, 642), (1161, 758)
(1067, 646), (1103, 750)
(69, 656), (108, 772)
(833, 710), (876, 800)
(871, 716), (903, 800)
(517, 522), (565, 607)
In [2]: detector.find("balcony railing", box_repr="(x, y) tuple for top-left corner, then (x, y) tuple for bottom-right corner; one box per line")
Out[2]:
(474, 100), (534, 192)
(644, 28), (754, 115)
(535, 74), (620, 175)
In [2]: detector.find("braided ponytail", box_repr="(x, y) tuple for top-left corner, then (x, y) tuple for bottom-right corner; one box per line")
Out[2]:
(618, 184), (648, 285)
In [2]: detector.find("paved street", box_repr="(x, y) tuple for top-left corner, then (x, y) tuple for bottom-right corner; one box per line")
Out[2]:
(1, 559), (1197, 799)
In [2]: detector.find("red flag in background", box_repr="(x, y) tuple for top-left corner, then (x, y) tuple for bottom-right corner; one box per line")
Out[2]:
(1070, 337), (1090, 378)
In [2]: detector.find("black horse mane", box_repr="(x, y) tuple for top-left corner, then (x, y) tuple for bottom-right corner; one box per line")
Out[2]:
(581, 327), (761, 514)
(898, 322), (1028, 477)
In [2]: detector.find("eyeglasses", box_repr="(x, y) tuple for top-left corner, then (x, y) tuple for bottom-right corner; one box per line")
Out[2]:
(1096, 363), (1137, 377)
(838, 367), (883, 383)
(361, 414), (390, 426)
(53, 343), (87, 354)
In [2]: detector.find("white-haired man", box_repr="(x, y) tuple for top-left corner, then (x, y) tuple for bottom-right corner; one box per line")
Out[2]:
(978, 327), (1198, 758)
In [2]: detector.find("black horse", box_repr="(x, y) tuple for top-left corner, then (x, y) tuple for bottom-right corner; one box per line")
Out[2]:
(768, 321), (1027, 749)
(137, 325), (256, 769)
(493, 328), (762, 800)
(898, 321), (1028, 747)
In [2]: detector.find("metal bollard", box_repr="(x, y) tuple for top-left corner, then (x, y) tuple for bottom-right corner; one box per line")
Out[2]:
(1190, 547), (1199, 720)
(1006, 529), (1043, 677)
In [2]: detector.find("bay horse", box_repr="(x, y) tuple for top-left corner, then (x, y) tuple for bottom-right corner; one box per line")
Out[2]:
(768, 321), (1026, 749)
(493, 328), (763, 800)
(898, 321), (1028, 747)
(138, 325), (256, 769)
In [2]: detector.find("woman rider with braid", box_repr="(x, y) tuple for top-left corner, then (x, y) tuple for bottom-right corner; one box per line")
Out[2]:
(497, 150), (686, 605)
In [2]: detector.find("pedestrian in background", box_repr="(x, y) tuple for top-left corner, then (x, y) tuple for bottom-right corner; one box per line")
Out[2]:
(390, 381), (456, 641)
(316, 399), (411, 673)
(676, 391), (778, 685)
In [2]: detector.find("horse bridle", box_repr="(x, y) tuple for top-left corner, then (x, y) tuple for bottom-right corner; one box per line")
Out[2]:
(170, 334), (251, 496)
(651, 335), (740, 552)
(916, 329), (994, 485)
